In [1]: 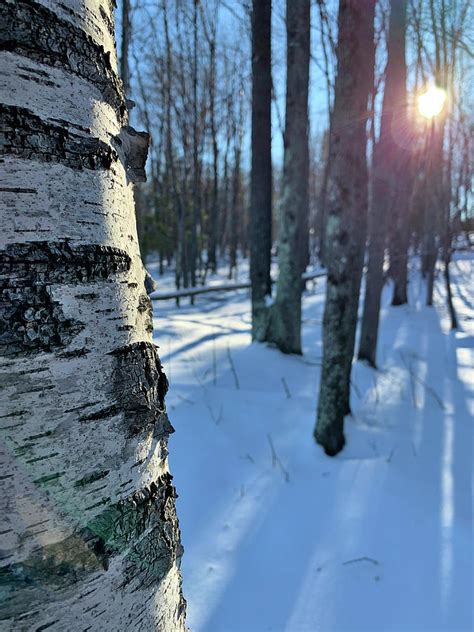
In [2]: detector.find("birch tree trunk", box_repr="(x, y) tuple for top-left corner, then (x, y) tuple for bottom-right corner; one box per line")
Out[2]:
(0, 1), (186, 629)
(250, 0), (272, 341)
(266, 0), (310, 354)
(358, 0), (408, 365)
(314, 0), (375, 456)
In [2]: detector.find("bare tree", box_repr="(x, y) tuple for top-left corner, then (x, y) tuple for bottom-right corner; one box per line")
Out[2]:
(266, 0), (310, 354)
(314, 0), (376, 456)
(359, 0), (410, 365)
(250, 0), (272, 340)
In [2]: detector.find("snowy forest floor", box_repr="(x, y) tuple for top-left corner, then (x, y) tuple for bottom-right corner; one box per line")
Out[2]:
(149, 253), (472, 632)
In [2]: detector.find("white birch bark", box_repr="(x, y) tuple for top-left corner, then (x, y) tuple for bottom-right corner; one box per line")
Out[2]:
(0, 1), (186, 629)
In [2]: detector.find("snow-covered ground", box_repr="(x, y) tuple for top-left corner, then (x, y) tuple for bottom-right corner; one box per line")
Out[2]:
(151, 254), (473, 632)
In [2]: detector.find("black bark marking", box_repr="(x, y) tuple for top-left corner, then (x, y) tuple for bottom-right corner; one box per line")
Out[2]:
(108, 341), (172, 438)
(0, 242), (131, 356)
(0, 187), (37, 193)
(74, 470), (110, 488)
(1, 105), (117, 171)
(0, 0), (126, 118)
(137, 293), (153, 333)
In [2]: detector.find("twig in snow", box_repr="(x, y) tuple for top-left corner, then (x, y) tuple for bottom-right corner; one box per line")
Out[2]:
(192, 367), (205, 389)
(411, 441), (417, 457)
(386, 447), (396, 463)
(368, 439), (379, 456)
(267, 434), (290, 483)
(372, 375), (379, 404)
(167, 337), (172, 382)
(350, 377), (362, 400)
(400, 352), (445, 410)
(212, 332), (217, 386)
(227, 345), (240, 390)
(399, 352), (418, 408)
(206, 403), (224, 425)
(343, 557), (379, 566)
(413, 374), (445, 410)
(408, 363), (418, 408)
(281, 377), (291, 399)
(176, 393), (194, 405)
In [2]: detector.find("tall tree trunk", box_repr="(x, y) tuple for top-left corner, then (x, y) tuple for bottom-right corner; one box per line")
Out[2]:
(317, 142), (330, 267)
(425, 116), (445, 306)
(120, 0), (131, 96)
(250, 0), (272, 341)
(387, 0), (410, 307)
(314, 0), (375, 456)
(190, 0), (200, 297)
(266, 0), (310, 354)
(358, 0), (408, 365)
(229, 146), (241, 280)
(0, 1), (186, 629)
(207, 36), (218, 274)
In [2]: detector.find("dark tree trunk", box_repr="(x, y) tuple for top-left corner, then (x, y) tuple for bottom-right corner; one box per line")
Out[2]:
(424, 117), (445, 306)
(229, 146), (241, 279)
(266, 0), (310, 354)
(120, 0), (131, 96)
(190, 0), (200, 297)
(359, 0), (408, 365)
(314, 0), (375, 456)
(250, 0), (272, 340)
(207, 35), (218, 274)
(317, 145), (330, 267)
(387, 1), (410, 307)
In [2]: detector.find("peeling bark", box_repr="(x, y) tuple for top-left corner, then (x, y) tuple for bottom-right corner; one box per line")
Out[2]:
(112, 125), (150, 183)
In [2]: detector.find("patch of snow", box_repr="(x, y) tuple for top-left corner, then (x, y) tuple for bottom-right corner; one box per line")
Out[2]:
(152, 253), (472, 632)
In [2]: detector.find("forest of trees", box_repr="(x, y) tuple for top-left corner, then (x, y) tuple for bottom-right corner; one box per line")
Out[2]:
(125, 0), (472, 452)
(1, 0), (472, 629)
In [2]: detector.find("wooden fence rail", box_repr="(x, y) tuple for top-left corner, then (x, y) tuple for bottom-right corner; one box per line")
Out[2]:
(150, 270), (327, 301)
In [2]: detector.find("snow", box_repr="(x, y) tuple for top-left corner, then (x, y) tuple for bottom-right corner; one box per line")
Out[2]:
(151, 253), (472, 632)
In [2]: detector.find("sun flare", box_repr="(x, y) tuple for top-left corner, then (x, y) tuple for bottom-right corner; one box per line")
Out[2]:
(417, 85), (447, 119)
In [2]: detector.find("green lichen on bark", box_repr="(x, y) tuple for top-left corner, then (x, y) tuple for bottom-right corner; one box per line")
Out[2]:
(0, 474), (183, 622)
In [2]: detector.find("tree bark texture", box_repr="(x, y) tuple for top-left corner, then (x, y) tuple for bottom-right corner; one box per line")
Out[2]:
(0, 1), (186, 629)
(359, 0), (409, 365)
(424, 117), (445, 306)
(314, 0), (375, 456)
(250, 0), (272, 341)
(207, 32), (218, 274)
(120, 0), (131, 96)
(266, 0), (310, 354)
(386, 1), (410, 306)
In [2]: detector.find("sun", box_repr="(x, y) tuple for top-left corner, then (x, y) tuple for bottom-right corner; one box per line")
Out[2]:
(417, 85), (447, 119)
